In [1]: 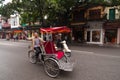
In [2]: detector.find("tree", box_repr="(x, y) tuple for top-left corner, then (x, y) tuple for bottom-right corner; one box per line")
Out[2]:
(12, 0), (48, 25)
(45, 0), (78, 26)
(88, 0), (120, 6)
(11, 0), (79, 26)
(0, 3), (15, 19)
(0, 0), (81, 26)
(109, 0), (120, 6)
(0, 0), (4, 4)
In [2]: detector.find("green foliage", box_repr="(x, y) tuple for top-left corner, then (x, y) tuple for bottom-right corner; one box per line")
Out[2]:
(0, 3), (15, 18)
(109, 0), (120, 6)
(0, 0), (78, 26)
(11, 0), (78, 26)
(88, 0), (120, 6)
(0, 0), (4, 4)
(1, 0), (120, 26)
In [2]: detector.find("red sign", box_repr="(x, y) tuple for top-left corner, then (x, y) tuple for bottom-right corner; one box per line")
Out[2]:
(2, 23), (11, 28)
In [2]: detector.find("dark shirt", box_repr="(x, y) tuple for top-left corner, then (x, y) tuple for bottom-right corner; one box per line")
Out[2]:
(56, 39), (63, 48)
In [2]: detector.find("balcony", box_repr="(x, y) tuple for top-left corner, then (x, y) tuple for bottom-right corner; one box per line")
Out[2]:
(72, 17), (87, 23)
(87, 13), (107, 21)
(87, 9), (106, 21)
(71, 9), (86, 23)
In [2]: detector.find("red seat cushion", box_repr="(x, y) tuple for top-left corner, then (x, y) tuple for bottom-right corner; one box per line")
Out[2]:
(43, 41), (64, 59)
(55, 51), (64, 59)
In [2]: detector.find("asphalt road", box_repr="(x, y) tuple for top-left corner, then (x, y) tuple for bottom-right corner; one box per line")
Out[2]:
(0, 40), (120, 80)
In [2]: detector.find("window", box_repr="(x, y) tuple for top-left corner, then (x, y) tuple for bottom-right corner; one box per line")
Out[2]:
(89, 9), (101, 20)
(105, 29), (117, 43)
(109, 9), (115, 20)
(92, 31), (100, 42)
(73, 10), (85, 21)
(87, 30), (101, 43)
(87, 31), (90, 42)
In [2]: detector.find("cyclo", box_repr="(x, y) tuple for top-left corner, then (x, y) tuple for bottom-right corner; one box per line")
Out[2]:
(28, 26), (74, 78)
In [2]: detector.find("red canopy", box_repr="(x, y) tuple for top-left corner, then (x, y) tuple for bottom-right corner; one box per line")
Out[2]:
(40, 26), (71, 33)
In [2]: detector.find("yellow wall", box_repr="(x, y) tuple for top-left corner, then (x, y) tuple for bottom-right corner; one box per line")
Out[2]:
(86, 6), (104, 19)
(104, 5), (120, 20)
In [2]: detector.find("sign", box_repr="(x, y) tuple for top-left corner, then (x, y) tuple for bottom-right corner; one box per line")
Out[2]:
(22, 24), (27, 27)
(2, 23), (11, 29)
(104, 22), (120, 29)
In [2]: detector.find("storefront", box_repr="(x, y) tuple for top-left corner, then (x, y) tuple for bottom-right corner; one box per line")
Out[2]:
(72, 26), (85, 42)
(70, 22), (87, 43)
(104, 29), (117, 44)
(103, 21), (120, 44)
(25, 25), (41, 37)
(2, 22), (11, 39)
(85, 21), (104, 44)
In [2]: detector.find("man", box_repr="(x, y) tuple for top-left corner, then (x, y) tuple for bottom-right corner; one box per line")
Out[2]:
(31, 32), (45, 59)
(56, 33), (63, 49)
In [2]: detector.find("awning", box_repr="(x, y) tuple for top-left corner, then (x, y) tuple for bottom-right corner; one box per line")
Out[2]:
(13, 30), (22, 33)
(103, 22), (120, 29)
(40, 26), (71, 33)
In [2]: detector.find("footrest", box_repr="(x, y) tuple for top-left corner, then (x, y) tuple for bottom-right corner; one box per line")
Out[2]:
(59, 60), (74, 71)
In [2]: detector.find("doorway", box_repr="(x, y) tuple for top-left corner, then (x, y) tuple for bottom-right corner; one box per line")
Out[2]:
(105, 29), (117, 44)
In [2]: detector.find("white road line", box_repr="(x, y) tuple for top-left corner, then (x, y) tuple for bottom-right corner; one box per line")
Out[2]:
(1, 42), (120, 58)
(72, 49), (120, 58)
(0, 42), (27, 48)
(72, 50), (94, 54)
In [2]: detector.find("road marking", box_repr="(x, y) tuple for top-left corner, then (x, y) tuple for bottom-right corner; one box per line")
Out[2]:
(0, 42), (27, 48)
(72, 50), (94, 54)
(1, 42), (120, 59)
(72, 50), (120, 58)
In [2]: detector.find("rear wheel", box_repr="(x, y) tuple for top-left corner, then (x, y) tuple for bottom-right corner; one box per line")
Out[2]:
(44, 58), (60, 78)
(28, 50), (37, 64)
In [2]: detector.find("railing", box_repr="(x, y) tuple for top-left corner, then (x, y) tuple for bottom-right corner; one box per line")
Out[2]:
(87, 14), (107, 21)
(71, 18), (87, 23)
(71, 14), (107, 23)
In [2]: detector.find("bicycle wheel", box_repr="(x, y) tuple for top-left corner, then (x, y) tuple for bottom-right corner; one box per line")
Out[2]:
(28, 50), (37, 64)
(44, 58), (60, 78)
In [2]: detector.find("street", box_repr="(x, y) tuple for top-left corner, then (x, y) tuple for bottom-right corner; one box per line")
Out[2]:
(0, 40), (120, 80)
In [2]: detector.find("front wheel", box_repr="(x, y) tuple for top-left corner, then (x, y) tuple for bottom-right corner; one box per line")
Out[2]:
(28, 50), (37, 64)
(44, 58), (60, 78)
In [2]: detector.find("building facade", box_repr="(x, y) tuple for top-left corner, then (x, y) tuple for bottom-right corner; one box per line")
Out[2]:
(71, 4), (87, 42)
(85, 5), (105, 44)
(10, 13), (20, 29)
(103, 6), (120, 44)
(71, 4), (120, 45)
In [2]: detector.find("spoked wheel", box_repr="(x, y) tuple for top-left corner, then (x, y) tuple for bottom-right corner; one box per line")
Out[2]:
(28, 50), (37, 64)
(44, 58), (60, 78)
